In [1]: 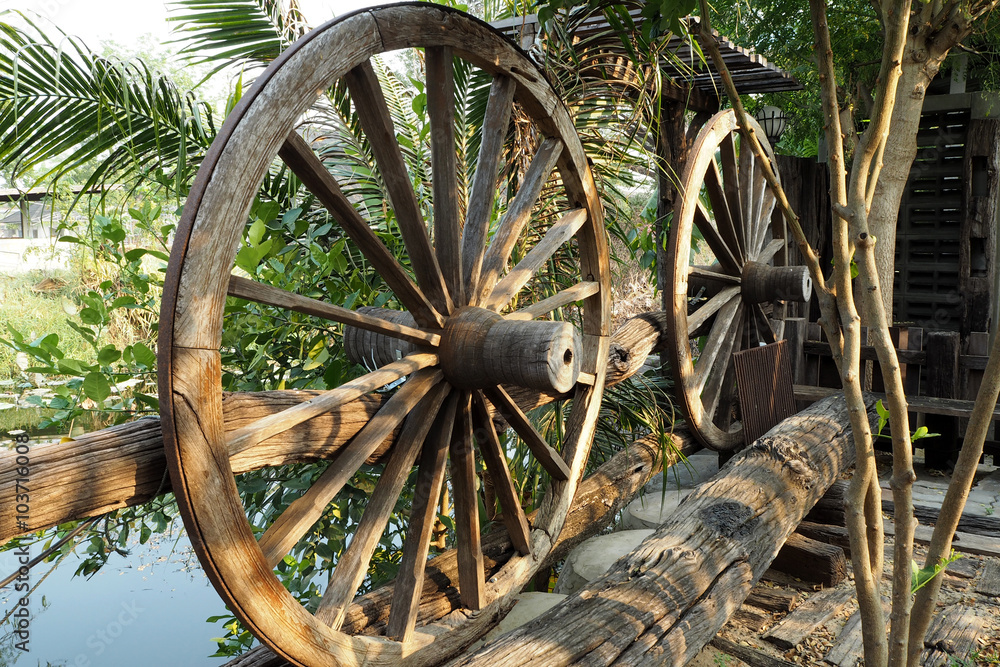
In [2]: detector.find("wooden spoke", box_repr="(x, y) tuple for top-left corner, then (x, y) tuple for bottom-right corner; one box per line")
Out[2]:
(227, 275), (440, 347)
(757, 238), (784, 265)
(426, 46), (463, 306)
(226, 353), (438, 457)
(576, 371), (596, 386)
(278, 132), (445, 329)
(345, 61), (453, 314)
(462, 75), (516, 302)
(315, 382), (451, 629)
(704, 160), (744, 262)
(750, 303), (777, 346)
(471, 392), (531, 555)
(483, 208), (587, 312)
(385, 391), (459, 642)
(692, 298), (741, 395)
(719, 133), (744, 254)
(688, 265), (741, 285)
(504, 281), (600, 321)
(482, 385), (571, 481)
(694, 201), (741, 274)
(738, 138), (756, 253)
(474, 137), (563, 305)
(450, 391), (485, 610)
(256, 368), (443, 569)
(687, 285), (740, 336)
(702, 306), (744, 424)
(747, 157), (768, 254)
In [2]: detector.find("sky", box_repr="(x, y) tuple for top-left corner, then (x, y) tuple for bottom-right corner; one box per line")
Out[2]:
(0, 0), (389, 51)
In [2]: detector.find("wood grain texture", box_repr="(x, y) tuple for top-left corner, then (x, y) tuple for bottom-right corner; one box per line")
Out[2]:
(450, 392), (485, 609)
(483, 208), (587, 311)
(345, 60), (453, 316)
(426, 45), (463, 306)
(257, 369), (442, 569)
(482, 385), (571, 481)
(462, 75), (516, 301)
(447, 395), (875, 667)
(503, 281), (600, 321)
(315, 383), (450, 629)
(227, 352), (438, 456)
(278, 132), (444, 329)
(386, 391), (459, 642)
(474, 138), (562, 306)
(228, 275), (440, 347)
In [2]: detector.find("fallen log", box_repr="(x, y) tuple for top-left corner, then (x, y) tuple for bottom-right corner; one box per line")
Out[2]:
(0, 312), (672, 543)
(446, 394), (876, 667)
(222, 427), (698, 667)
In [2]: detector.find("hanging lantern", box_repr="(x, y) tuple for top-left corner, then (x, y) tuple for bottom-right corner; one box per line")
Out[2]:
(753, 105), (788, 145)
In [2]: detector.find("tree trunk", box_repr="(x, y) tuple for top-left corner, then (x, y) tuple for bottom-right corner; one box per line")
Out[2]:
(447, 394), (876, 667)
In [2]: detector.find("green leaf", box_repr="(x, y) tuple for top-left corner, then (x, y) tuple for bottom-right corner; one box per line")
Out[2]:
(83, 372), (111, 402)
(98, 345), (122, 365)
(80, 308), (104, 326)
(248, 218), (267, 247)
(57, 358), (93, 375)
(131, 342), (157, 369)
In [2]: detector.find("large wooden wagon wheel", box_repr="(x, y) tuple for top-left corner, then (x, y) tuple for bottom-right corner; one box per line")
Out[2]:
(158, 4), (609, 666)
(665, 109), (811, 451)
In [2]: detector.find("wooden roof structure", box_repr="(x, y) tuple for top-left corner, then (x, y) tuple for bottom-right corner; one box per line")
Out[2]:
(491, 11), (802, 110)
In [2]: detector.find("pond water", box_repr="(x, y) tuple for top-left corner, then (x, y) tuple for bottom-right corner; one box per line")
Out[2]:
(0, 521), (234, 666)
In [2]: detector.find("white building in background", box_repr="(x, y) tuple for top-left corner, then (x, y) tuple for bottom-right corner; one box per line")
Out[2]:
(0, 188), (84, 274)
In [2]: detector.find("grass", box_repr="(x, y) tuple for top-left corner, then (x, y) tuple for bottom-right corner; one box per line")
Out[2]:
(0, 269), (92, 381)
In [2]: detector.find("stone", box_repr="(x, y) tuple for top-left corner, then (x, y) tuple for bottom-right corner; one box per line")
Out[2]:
(480, 593), (568, 644)
(553, 530), (654, 595)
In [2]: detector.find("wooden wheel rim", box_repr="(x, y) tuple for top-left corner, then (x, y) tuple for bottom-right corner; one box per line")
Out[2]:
(158, 4), (609, 667)
(665, 109), (786, 452)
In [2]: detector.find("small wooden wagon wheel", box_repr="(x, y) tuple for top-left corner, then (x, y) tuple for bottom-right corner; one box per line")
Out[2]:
(665, 109), (811, 451)
(158, 4), (609, 666)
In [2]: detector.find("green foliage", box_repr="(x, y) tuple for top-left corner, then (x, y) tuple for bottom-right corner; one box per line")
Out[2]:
(874, 399), (939, 443)
(911, 550), (961, 594)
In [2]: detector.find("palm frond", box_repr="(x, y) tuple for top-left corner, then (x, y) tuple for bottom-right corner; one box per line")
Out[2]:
(167, 0), (309, 72)
(0, 13), (215, 200)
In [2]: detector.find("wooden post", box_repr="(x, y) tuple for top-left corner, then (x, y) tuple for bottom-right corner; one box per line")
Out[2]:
(656, 96), (688, 314)
(449, 395), (875, 667)
(925, 330), (961, 470)
(960, 119), (1000, 340)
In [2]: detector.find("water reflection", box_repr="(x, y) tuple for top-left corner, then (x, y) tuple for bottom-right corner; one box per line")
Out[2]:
(1, 525), (231, 666)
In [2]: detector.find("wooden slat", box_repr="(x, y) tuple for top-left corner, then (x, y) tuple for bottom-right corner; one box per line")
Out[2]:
(462, 75), (516, 302)
(278, 132), (444, 328)
(227, 276), (440, 347)
(704, 159), (744, 262)
(256, 369), (442, 568)
(472, 391), (531, 555)
(688, 265), (741, 285)
(475, 137), (562, 305)
(687, 285), (740, 336)
(504, 281), (600, 321)
(345, 60), (453, 314)
(763, 587), (852, 650)
(793, 385), (1000, 420)
(921, 605), (984, 666)
(719, 132), (744, 254)
(226, 352), (438, 457)
(757, 238), (784, 265)
(450, 392), (485, 609)
(702, 306), (743, 423)
(483, 208), (587, 311)
(482, 385), (571, 481)
(974, 558), (1000, 597)
(733, 340), (796, 444)
(694, 200), (741, 273)
(385, 391), (458, 642)
(693, 298), (741, 395)
(315, 382), (450, 629)
(426, 46), (463, 306)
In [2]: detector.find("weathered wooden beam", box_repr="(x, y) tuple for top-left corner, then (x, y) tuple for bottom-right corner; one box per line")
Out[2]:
(446, 394), (875, 667)
(770, 532), (848, 587)
(222, 427), (700, 667)
(0, 312), (675, 544)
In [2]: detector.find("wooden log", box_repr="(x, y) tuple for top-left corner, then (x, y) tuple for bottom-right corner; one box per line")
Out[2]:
(710, 637), (797, 667)
(770, 532), (848, 587)
(729, 605), (772, 633)
(221, 427), (700, 667)
(446, 394), (875, 667)
(804, 478), (847, 526)
(762, 587), (852, 650)
(745, 587), (798, 613)
(974, 558), (1000, 597)
(796, 519), (1000, 559)
(0, 311), (676, 544)
(920, 605), (984, 667)
(881, 494), (1000, 538)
